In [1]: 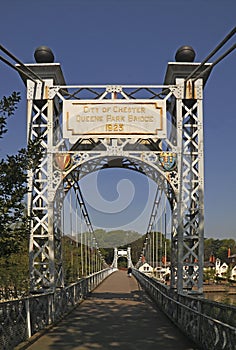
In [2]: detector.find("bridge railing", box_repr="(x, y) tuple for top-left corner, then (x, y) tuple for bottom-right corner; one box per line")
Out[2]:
(133, 269), (236, 350)
(0, 268), (115, 350)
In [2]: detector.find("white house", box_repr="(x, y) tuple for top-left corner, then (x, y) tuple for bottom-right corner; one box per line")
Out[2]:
(139, 262), (153, 274)
(214, 258), (236, 280)
(216, 262), (228, 278)
(230, 265), (236, 280)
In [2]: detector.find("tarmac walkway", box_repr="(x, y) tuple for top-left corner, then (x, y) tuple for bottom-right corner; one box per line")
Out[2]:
(24, 270), (199, 350)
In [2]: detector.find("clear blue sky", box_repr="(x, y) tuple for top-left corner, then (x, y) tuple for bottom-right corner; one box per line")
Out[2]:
(0, 0), (235, 240)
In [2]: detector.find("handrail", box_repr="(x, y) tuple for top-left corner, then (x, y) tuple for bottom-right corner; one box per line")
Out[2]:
(133, 269), (236, 350)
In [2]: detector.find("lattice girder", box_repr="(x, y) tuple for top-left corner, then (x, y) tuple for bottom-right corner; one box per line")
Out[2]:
(175, 78), (204, 293)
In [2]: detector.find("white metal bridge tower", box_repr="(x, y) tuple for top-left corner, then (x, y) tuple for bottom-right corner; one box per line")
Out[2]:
(111, 248), (133, 269)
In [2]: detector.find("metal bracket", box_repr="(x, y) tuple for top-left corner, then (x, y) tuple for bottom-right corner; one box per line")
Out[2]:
(106, 85), (123, 93)
(173, 79), (185, 99)
(27, 79), (54, 100)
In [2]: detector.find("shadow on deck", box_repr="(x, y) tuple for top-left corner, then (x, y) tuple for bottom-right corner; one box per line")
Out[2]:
(23, 270), (199, 350)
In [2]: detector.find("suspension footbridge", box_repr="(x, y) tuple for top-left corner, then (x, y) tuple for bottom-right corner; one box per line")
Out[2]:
(0, 27), (236, 350)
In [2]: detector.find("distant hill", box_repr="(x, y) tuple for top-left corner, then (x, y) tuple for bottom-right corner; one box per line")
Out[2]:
(93, 229), (142, 248)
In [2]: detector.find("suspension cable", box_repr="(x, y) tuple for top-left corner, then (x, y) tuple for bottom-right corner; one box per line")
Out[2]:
(1, 28), (235, 100)
(0, 44), (74, 100)
(0, 44), (77, 100)
(0, 44), (44, 83)
(71, 176), (105, 269)
(192, 43), (236, 82)
(185, 26), (236, 82)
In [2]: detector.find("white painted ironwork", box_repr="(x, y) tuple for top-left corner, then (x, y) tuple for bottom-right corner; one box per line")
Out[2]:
(111, 247), (133, 268)
(22, 60), (208, 294)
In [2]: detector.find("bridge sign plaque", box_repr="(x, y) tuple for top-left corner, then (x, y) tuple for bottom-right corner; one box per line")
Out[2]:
(63, 100), (166, 142)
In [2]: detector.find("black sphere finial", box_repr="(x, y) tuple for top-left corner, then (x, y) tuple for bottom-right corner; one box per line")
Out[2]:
(175, 45), (196, 62)
(34, 46), (54, 63)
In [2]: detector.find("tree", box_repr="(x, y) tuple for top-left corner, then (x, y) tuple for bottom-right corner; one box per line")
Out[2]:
(0, 92), (43, 258)
(204, 237), (236, 261)
(0, 92), (21, 138)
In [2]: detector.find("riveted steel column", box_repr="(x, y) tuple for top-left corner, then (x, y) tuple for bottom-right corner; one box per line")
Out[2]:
(176, 78), (204, 294)
(112, 248), (118, 269)
(26, 77), (65, 291)
(176, 84), (184, 293)
(47, 98), (56, 289)
(27, 79), (55, 291)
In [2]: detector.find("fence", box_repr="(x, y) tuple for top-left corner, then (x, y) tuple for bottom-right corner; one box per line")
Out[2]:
(133, 269), (236, 350)
(0, 268), (115, 350)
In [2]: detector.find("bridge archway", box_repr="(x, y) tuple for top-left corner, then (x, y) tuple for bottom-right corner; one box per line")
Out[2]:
(111, 248), (133, 269)
(56, 154), (177, 218)
(57, 158), (173, 279)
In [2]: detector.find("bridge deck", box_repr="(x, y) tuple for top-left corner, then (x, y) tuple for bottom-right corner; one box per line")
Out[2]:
(24, 270), (199, 350)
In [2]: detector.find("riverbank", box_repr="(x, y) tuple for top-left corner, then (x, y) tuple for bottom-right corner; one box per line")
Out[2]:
(203, 283), (236, 305)
(203, 283), (236, 292)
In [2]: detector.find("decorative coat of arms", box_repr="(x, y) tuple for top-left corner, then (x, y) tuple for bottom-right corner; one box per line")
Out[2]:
(159, 152), (177, 171)
(54, 153), (72, 171)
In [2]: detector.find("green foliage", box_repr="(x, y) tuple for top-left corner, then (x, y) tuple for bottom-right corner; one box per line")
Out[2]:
(62, 236), (81, 283)
(117, 257), (127, 268)
(0, 237), (29, 299)
(0, 91), (45, 298)
(100, 247), (114, 265)
(91, 229), (147, 265)
(121, 233), (146, 264)
(93, 229), (142, 248)
(203, 269), (215, 283)
(122, 231), (171, 265)
(0, 93), (43, 258)
(204, 238), (236, 261)
(0, 92), (21, 138)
